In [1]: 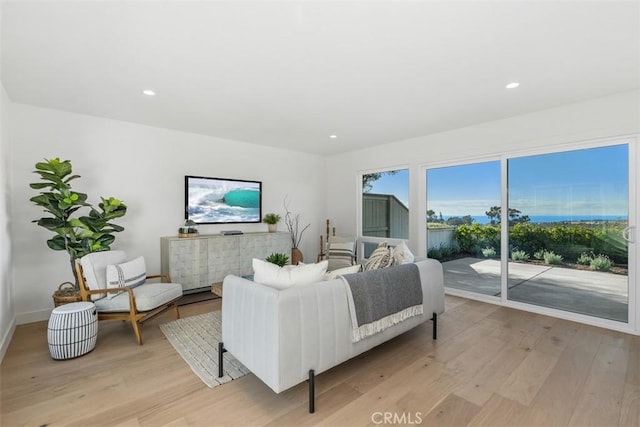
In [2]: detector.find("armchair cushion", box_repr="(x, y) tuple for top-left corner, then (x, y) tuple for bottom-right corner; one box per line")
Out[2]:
(79, 250), (128, 300)
(94, 282), (183, 312)
(106, 256), (147, 299)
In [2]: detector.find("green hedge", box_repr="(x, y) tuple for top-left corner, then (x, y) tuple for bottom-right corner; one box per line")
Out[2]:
(455, 223), (627, 265)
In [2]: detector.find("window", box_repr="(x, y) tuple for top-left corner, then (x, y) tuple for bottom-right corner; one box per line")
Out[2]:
(361, 168), (409, 257)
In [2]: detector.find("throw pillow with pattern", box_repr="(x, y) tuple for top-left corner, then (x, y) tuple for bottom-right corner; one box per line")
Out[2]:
(364, 242), (395, 271)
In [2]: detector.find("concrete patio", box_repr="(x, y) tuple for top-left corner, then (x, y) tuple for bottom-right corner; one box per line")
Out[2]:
(443, 257), (628, 322)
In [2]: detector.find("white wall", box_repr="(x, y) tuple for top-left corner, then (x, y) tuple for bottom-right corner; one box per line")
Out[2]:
(326, 90), (640, 242)
(325, 89), (640, 333)
(10, 104), (326, 324)
(0, 0), (17, 361)
(0, 79), (16, 360)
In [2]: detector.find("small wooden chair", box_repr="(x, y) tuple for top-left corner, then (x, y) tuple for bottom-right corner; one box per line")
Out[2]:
(317, 220), (357, 270)
(75, 250), (183, 345)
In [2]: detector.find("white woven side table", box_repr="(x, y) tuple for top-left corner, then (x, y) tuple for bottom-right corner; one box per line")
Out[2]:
(48, 301), (98, 360)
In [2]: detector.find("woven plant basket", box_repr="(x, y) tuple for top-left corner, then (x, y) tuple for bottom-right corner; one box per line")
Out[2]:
(52, 282), (82, 307)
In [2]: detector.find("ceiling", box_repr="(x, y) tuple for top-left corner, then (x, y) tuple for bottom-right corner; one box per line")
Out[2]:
(2, 1), (639, 156)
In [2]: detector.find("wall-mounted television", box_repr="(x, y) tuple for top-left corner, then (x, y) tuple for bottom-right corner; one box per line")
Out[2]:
(185, 175), (262, 224)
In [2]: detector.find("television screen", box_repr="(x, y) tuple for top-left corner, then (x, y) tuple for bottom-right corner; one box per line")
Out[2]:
(185, 175), (262, 224)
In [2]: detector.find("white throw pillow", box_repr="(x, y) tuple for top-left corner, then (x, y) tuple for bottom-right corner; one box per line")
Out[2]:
(252, 258), (328, 289)
(106, 256), (147, 299)
(393, 241), (415, 265)
(324, 264), (362, 281)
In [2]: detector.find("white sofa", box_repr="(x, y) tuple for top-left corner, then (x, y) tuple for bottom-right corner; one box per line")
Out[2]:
(218, 259), (444, 413)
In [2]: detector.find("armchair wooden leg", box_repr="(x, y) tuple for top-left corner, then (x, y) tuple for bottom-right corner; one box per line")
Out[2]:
(174, 303), (180, 319)
(130, 315), (143, 345)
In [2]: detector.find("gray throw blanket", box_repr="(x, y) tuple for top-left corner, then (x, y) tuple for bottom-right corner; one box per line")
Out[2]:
(342, 263), (423, 343)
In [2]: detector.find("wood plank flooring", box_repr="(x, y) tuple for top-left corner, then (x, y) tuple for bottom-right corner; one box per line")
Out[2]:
(1, 296), (638, 426)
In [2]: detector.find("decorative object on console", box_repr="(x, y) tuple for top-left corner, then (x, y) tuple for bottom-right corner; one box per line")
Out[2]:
(284, 198), (310, 265)
(265, 252), (289, 267)
(29, 157), (128, 305)
(220, 230), (243, 235)
(262, 213), (281, 232)
(178, 219), (199, 238)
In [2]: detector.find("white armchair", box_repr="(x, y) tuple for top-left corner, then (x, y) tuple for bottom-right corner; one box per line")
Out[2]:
(75, 250), (183, 345)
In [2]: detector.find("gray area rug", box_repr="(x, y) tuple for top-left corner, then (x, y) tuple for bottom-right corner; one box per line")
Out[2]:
(159, 311), (249, 388)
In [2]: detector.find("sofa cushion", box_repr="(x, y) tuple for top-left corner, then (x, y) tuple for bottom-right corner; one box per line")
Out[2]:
(253, 258), (328, 289)
(393, 242), (415, 265)
(106, 256), (147, 299)
(325, 264), (362, 280)
(364, 242), (394, 271)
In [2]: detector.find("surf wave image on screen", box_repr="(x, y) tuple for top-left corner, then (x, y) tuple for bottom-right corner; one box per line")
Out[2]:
(186, 176), (262, 224)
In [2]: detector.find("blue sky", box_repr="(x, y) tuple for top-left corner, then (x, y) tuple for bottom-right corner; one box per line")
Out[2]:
(368, 145), (629, 218)
(367, 169), (410, 206)
(427, 144), (628, 217)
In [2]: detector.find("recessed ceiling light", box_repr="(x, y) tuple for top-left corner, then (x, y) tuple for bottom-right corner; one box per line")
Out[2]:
(142, 89), (156, 96)
(505, 82), (520, 89)
(329, 135), (337, 139)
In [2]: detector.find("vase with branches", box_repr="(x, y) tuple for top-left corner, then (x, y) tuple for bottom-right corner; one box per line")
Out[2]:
(283, 199), (310, 265)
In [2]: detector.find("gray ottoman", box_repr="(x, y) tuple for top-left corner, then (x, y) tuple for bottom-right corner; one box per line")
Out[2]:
(48, 301), (98, 360)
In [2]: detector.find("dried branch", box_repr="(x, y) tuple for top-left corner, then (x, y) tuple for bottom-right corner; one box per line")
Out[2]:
(284, 198), (310, 248)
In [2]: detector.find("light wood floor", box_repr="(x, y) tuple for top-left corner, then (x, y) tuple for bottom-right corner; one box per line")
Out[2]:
(1, 295), (638, 426)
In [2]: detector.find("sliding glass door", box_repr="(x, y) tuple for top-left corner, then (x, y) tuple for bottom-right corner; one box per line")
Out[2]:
(426, 160), (502, 297)
(507, 145), (629, 322)
(426, 142), (634, 325)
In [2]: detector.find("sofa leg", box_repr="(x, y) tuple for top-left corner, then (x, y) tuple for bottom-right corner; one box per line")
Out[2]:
(432, 312), (437, 340)
(218, 342), (227, 378)
(308, 369), (315, 414)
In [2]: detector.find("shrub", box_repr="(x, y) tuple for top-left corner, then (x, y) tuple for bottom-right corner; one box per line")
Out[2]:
(456, 224), (500, 255)
(427, 243), (459, 260)
(511, 249), (530, 261)
(577, 251), (594, 265)
(590, 254), (613, 271)
(482, 247), (496, 258)
(543, 251), (563, 265)
(427, 247), (442, 259)
(533, 249), (545, 260)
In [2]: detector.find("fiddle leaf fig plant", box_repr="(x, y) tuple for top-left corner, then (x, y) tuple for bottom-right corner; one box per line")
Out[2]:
(30, 158), (127, 289)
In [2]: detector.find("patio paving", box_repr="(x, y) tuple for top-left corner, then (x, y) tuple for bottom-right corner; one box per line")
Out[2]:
(442, 257), (628, 322)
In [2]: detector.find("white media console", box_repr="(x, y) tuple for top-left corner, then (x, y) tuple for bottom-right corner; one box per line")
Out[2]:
(160, 232), (291, 293)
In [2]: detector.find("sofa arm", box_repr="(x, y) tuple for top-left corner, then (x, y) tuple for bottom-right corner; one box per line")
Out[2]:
(221, 275), (281, 391)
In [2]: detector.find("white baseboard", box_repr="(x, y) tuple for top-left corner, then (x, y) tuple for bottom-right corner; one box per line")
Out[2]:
(0, 316), (16, 363)
(16, 308), (51, 325)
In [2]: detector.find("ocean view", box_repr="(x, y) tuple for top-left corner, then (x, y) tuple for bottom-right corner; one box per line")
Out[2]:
(464, 214), (628, 225)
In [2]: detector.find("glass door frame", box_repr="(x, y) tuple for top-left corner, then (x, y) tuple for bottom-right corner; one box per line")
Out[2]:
(424, 136), (637, 334)
(422, 155), (503, 305)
